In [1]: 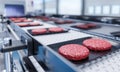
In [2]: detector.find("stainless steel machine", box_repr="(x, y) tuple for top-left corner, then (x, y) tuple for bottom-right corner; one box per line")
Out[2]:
(0, 16), (34, 72)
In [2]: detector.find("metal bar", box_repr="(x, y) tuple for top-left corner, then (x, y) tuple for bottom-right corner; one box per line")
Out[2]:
(7, 24), (29, 71)
(18, 50), (28, 72)
(7, 25), (20, 40)
(29, 56), (45, 72)
(82, 0), (85, 15)
(14, 60), (23, 72)
(5, 52), (12, 72)
(1, 40), (26, 53)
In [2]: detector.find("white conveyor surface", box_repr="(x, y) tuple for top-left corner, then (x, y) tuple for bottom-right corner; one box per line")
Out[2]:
(27, 30), (92, 45)
(80, 49), (120, 72)
(17, 21), (118, 46)
(16, 20), (92, 45)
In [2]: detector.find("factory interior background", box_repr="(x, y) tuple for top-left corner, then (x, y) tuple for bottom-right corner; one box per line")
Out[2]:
(0, 0), (120, 72)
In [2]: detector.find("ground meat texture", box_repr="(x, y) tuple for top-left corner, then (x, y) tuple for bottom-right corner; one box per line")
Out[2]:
(17, 23), (29, 27)
(10, 18), (16, 21)
(83, 38), (112, 51)
(18, 18), (26, 21)
(22, 19), (32, 22)
(13, 20), (23, 23)
(48, 27), (64, 33)
(86, 24), (97, 28)
(31, 28), (47, 35)
(58, 44), (90, 61)
(12, 17), (25, 19)
(76, 25), (89, 29)
(29, 22), (40, 26)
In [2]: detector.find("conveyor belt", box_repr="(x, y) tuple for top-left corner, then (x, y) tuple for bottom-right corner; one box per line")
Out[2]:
(22, 26), (92, 45)
(80, 49), (120, 72)
(32, 30), (92, 45)
(88, 25), (120, 35)
(13, 19), (119, 49)
(12, 19), (120, 72)
(20, 21), (57, 32)
(55, 21), (120, 39)
(18, 21), (91, 45)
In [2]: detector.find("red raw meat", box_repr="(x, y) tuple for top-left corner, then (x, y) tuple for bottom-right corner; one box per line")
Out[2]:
(83, 38), (112, 51)
(48, 27), (64, 33)
(32, 28), (47, 35)
(13, 20), (23, 23)
(22, 19), (32, 22)
(58, 44), (89, 61)
(17, 23), (29, 27)
(29, 22), (40, 26)
(76, 24), (89, 29)
(86, 23), (97, 28)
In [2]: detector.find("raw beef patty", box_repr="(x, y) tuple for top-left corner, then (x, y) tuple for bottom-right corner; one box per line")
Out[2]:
(83, 38), (112, 51)
(58, 44), (90, 61)
(32, 28), (47, 35)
